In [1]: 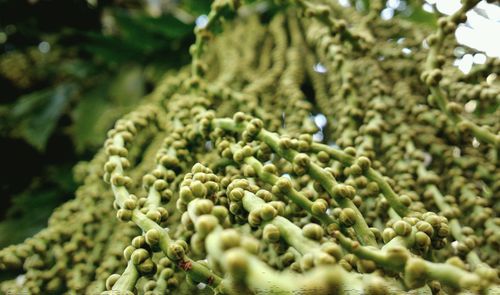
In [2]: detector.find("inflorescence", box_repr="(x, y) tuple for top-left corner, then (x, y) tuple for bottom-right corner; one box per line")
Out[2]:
(1, 0), (499, 294)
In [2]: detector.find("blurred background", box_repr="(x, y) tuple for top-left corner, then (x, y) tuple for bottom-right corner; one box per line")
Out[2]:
(0, 0), (207, 248)
(0, 0), (498, 248)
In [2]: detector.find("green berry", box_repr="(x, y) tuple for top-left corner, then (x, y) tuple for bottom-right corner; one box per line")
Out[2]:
(220, 229), (241, 249)
(263, 224), (281, 242)
(105, 274), (120, 291)
(190, 180), (207, 198)
(415, 231), (431, 248)
(393, 220), (412, 236)
(131, 248), (149, 265)
(302, 223), (324, 240)
(145, 229), (160, 246)
(229, 187), (245, 202)
(311, 199), (328, 215)
(260, 204), (277, 221)
(195, 215), (219, 236)
(339, 208), (356, 227)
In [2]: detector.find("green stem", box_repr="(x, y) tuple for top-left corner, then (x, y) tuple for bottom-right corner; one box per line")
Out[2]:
(424, 0), (498, 147)
(112, 260), (139, 292)
(214, 118), (377, 246)
(108, 135), (222, 287)
(427, 184), (493, 272)
(311, 143), (409, 217)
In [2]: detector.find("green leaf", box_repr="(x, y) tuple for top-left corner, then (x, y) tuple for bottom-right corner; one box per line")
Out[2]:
(112, 10), (171, 52)
(0, 164), (76, 248)
(135, 13), (193, 39)
(10, 88), (54, 119)
(58, 59), (99, 79)
(182, 0), (212, 15)
(398, 4), (437, 28)
(359, 0), (370, 12)
(83, 32), (143, 65)
(71, 68), (144, 153)
(71, 83), (115, 153)
(10, 84), (77, 151)
(108, 66), (145, 106)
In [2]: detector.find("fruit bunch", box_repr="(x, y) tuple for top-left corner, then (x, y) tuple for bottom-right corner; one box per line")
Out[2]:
(1, 0), (499, 294)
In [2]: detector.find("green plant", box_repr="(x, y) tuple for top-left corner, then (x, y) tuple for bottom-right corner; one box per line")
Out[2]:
(1, 0), (499, 294)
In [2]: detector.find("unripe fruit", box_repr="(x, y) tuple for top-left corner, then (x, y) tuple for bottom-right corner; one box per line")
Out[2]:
(300, 253), (314, 271)
(263, 224), (281, 242)
(224, 250), (248, 280)
(415, 231), (431, 248)
(190, 180), (207, 198)
(131, 248), (149, 265)
(248, 209), (262, 227)
(194, 199), (214, 216)
(212, 205), (229, 222)
(145, 229), (160, 246)
(382, 228), (397, 243)
(180, 186), (193, 202)
(339, 208), (356, 227)
(416, 221), (434, 237)
(195, 215), (219, 236)
(146, 210), (162, 223)
(117, 209), (132, 222)
(167, 243), (185, 261)
(349, 164), (362, 176)
(302, 223), (324, 240)
(153, 179), (168, 191)
(260, 204), (277, 221)
(241, 236), (260, 254)
(220, 229), (241, 249)
(311, 199), (328, 215)
(393, 220), (412, 236)
(123, 246), (135, 260)
(437, 223), (449, 238)
(256, 189), (273, 202)
(105, 274), (120, 290)
(317, 151), (330, 163)
(321, 242), (343, 260)
(356, 156), (371, 170)
(229, 188), (244, 202)
(399, 194), (412, 207)
(138, 258), (156, 274)
(333, 184), (356, 199)
(276, 177), (293, 193)
(123, 198), (137, 210)
(294, 153), (310, 168)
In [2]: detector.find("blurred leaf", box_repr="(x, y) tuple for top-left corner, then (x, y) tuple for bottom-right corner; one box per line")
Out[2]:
(71, 67), (144, 153)
(0, 0), (196, 244)
(360, 0), (370, 12)
(0, 213), (49, 248)
(10, 83), (77, 151)
(0, 189), (69, 248)
(10, 88), (54, 119)
(399, 4), (437, 28)
(83, 32), (143, 65)
(109, 66), (145, 106)
(0, 164), (76, 248)
(45, 164), (76, 191)
(58, 59), (99, 79)
(83, 12), (193, 66)
(182, 0), (212, 15)
(71, 84), (115, 153)
(134, 13), (193, 39)
(113, 10), (171, 52)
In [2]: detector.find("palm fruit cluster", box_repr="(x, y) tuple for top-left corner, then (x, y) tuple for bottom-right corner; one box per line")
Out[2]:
(1, 0), (500, 294)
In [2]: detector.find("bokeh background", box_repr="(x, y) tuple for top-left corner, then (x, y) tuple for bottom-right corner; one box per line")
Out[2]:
(0, 0), (498, 249)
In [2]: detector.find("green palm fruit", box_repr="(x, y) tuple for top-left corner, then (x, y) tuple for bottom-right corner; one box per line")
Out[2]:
(1, 0), (499, 294)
